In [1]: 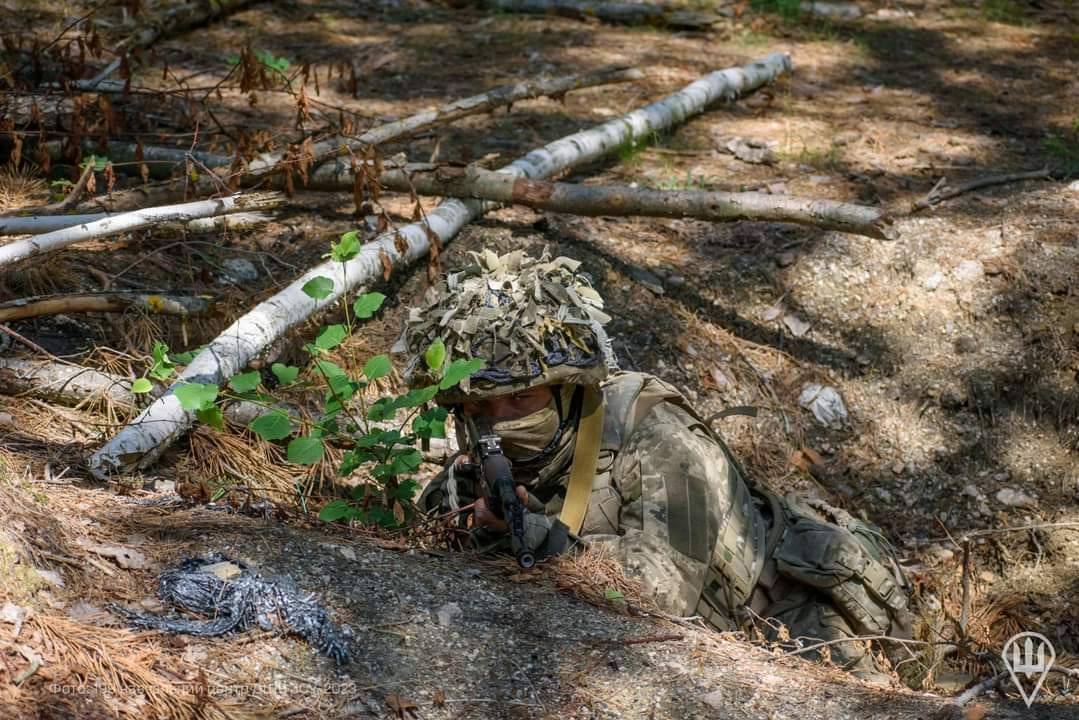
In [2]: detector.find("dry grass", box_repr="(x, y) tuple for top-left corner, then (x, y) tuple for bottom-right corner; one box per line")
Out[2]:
(550, 544), (654, 616)
(0, 162), (47, 212)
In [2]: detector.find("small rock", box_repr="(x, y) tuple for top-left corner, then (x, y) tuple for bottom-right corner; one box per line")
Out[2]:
(766, 181), (789, 195)
(626, 266), (664, 295)
(926, 545), (955, 564)
(666, 273), (686, 287)
(978, 570), (998, 583)
(798, 384), (848, 428)
(87, 542), (149, 570)
(996, 488), (1037, 508)
(0, 412), (13, 426)
(67, 601), (104, 623)
(923, 271), (944, 291)
(782, 314), (811, 337)
(436, 602), (463, 627)
(954, 336), (978, 354)
(1, 602), (28, 638)
(808, 175), (833, 185)
(953, 259), (984, 283)
(154, 478), (176, 494)
(710, 366), (731, 389)
(722, 137), (778, 164)
(220, 257), (259, 283)
(801, 1), (863, 19)
(199, 561), (243, 581)
(776, 251), (797, 267)
(34, 568), (65, 588)
(339, 546), (357, 561)
(1068, 179), (1079, 192)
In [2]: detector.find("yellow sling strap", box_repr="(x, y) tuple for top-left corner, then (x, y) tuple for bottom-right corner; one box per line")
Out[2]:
(559, 386), (604, 535)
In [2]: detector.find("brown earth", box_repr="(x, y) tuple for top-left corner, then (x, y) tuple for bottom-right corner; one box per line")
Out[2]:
(1, 0), (1078, 717)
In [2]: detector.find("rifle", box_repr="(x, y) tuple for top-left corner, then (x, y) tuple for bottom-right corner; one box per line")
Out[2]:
(467, 418), (536, 569)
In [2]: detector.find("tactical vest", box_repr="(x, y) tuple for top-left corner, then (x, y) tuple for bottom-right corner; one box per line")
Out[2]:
(540, 371), (770, 628)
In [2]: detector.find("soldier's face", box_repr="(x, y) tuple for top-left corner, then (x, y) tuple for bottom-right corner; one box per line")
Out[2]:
(460, 385), (553, 422)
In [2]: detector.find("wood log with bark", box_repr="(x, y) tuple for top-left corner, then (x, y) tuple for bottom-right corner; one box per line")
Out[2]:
(478, 0), (721, 28)
(0, 293), (212, 323)
(0, 357), (138, 408)
(379, 165), (897, 239)
(88, 52), (794, 478)
(0, 192), (283, 269)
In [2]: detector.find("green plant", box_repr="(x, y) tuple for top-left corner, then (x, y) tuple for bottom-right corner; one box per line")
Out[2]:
(751, 0), (802, 22)
(982, 0), (1026, 25)
(133, 231), (483, 528)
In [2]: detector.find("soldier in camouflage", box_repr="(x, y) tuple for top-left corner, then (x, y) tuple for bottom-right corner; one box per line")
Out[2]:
(398, 250), (913, 682)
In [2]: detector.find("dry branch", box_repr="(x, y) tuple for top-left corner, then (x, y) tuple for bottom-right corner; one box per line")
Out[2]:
(0, 356), (138, 408)
(77, 67), (644, 212)
(0, 192), (283, 268)
(378, 165), (896, 239)
(88, 52), (793, 478)
(0, 292), (212, 322)
(911, 167), (1053, 211)
(481, 0), (720, 27)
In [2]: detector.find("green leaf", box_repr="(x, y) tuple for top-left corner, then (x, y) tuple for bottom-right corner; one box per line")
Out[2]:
(352, 292), (385, 319)
(314, 360), (347, 378)
(392, 478), (421, 501)
(340, 449), (375, 476)
(362, 354), (391, 381)
(604, 588), (626, 604)
(131, 378), (153, 394)
(249, 410), (292, 441)
(287, 436), (325, 465)
(196, 405), (224, 431)
(424, 338), (446, 372)
(149, 341), (175, 381)
(351, 484), (368, 501)
(390, 448), (422, 475)
(439, 358), (485, 390)
(271, 363), (299, 386)
(395, 385), (439, 409)
(319, 500), (353, 522)
(315, 324), (347, 351)
(174, 382), (218, 411)
(331, 231), (361, 262)
(367, 397), (396, 422)
(302, 276), (334, 300)
(326, 373), (356, 402)
(366, 507), (396, 528)
(228, 370), (261, 393)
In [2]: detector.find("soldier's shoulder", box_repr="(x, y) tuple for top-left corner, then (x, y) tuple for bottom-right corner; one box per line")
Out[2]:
(600, 371), (697, 450)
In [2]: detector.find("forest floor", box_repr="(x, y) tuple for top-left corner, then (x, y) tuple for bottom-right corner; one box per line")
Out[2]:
(1, 0), (1078, 718)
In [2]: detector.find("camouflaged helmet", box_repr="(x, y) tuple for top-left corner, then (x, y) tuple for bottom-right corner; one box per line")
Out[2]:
(396, 249), (615, 404)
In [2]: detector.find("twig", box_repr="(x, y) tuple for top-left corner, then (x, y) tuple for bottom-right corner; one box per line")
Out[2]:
(910, 521), (1079, 545)
(959, 538), (972, 636)
(602, 633), (683, 646)
(783, 634), (937, 657)
(0, 325), (58, 360)
(911, 168), (1053, 212)
(38, 161), (95, 214)
(952, 671), (1005, 706)
(13, 658), (41, 686)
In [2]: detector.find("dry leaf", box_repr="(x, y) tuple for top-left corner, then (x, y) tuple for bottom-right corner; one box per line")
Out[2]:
(379, 249), (393, 281)
(964, 704), (988, 720)
(433, 688), (446, 707)
(86, 543), (148, 569)
(386, 693), (417, 718)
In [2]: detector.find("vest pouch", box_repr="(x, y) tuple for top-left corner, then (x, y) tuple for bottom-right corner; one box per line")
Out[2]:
(773, 499), (910, 638)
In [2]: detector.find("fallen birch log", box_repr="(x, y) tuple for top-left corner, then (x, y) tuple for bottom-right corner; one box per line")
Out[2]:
(89, 51), (793, 478)
(0, 293), (212, 323)
(0, 210), (275, 236)
(0, 357), (139, 409)
(0, 192), (283, 269)
(481, 0), (720, 28)
(76, 67), (643, 212)
(378, 165), (896, 239)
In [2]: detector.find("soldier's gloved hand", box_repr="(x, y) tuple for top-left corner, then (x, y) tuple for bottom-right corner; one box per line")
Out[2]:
(473, 485), (529, 533)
